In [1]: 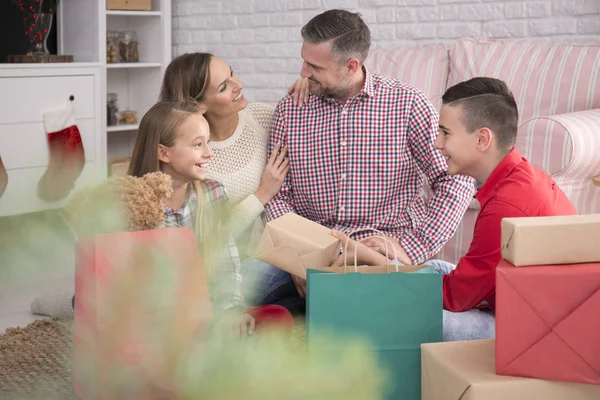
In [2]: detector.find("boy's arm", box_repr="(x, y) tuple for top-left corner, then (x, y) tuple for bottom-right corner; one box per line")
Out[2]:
(405, 95), (475, 264)
(264, 102), (295, 221)
(442, 201), (527, 312)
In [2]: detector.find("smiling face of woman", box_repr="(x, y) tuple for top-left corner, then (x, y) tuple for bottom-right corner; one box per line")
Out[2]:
(200, 56), (248, 118)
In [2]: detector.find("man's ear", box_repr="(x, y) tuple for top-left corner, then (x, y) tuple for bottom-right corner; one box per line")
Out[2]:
(157, 144), (170, 164)
(476, 128), (493, 152)
(345, 58), (360, 75)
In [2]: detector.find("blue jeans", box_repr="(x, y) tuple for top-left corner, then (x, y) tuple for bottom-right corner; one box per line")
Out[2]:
(423, 259), (456, 274)
(423, 259), (496, 342)
(241, 259), (305, 314)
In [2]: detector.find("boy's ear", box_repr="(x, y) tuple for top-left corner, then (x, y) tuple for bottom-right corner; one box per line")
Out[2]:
(476, 128), (493, 152)
(157, 144), (170, 164)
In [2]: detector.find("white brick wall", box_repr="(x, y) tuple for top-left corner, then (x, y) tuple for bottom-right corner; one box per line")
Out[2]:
(172, 0), (600, 103)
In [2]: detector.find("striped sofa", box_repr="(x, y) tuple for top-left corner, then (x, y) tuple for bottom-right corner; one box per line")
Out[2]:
(366, 37), (600, 264)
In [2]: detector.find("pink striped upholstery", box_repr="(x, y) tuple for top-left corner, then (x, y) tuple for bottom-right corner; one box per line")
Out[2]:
(518, 109), (600, 215)
(365, 43), (449, 110)
(449, 38), (600, 124)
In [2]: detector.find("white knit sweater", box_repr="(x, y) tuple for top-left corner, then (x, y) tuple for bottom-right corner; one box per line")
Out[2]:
(206, 102), (274, 258)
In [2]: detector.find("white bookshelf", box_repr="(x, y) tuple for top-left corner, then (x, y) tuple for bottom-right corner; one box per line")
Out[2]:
(59, 0), (172, 167)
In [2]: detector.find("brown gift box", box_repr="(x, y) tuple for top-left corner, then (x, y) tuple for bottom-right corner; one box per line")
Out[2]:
(256, 214), (425, 278)
(500, 214), (600, 267)
(255, 213), (341, 279)
(421, 339), (600, 400)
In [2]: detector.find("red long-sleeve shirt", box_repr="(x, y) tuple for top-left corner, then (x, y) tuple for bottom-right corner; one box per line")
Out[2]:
(443, 148), (577, 312)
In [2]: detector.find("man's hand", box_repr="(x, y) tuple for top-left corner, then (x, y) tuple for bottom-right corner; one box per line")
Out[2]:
(330, 230), (389, 268)
(291, 274), (307, 299)
(361, 235), (412, 265)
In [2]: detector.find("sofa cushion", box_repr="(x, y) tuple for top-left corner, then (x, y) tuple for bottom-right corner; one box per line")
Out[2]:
(517, 108), (600, 214)
(448, 38), (600, 123)
(365, 43), (449, 110)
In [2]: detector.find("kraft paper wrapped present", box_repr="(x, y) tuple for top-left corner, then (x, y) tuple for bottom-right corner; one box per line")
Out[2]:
(496, 260), (600, 385)
(73, 227), (213, 399)
(501, 214), (600, 266)
(422, 339), (600, 400)
(256, 213), (341, 279)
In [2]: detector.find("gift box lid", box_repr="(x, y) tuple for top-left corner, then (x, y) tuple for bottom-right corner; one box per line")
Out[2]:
(264, 212), (339, 253)
(501, 214), (600, 266)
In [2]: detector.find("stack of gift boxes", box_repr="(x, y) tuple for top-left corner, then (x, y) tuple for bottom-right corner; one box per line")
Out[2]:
(421, 214), (600, 399)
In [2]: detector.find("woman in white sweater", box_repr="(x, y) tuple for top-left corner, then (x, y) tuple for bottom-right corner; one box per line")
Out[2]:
(29, 53), (307, 321)
(159, 53), (294, 260)
(159, 53), (309, 314)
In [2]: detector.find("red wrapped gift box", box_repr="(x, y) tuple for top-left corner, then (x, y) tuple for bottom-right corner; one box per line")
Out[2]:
(496, 260), (600, 385)
(73, 227), (213, 399)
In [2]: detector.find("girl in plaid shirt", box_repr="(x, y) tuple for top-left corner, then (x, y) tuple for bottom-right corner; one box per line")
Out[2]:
(31, 101), (293, 337)
(127, 100), (294, 338)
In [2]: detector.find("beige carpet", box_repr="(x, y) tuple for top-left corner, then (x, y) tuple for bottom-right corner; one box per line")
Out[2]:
(0, 318), (77, 399)
(0, 316), (307, 399)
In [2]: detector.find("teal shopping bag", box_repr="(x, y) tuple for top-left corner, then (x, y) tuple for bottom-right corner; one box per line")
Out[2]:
(307, 267), (442, 400)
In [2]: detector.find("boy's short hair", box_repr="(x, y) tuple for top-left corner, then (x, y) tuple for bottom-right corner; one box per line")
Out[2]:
(442, 77), (518, 152)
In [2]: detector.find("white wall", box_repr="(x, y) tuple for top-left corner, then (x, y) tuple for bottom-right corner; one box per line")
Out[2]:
(172, 0), (600, 103)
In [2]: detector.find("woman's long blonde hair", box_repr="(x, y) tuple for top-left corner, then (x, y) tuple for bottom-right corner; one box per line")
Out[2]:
(159, 52), (214, 103)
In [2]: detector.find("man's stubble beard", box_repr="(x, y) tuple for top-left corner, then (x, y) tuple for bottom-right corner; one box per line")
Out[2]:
(311, 75), (353, 100)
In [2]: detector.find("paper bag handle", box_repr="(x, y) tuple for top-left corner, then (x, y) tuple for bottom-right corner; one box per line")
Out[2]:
(343, 228), (399, 273)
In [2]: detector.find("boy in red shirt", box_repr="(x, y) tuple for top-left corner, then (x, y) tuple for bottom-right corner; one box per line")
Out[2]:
(332, 77), (577, 340)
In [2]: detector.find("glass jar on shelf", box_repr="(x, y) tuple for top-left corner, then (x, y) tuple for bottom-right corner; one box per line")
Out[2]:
(119, 108), (138, 125)
(107, 93), (119, 126)
(106, 31), (120, 63)
(118, 31), (139, 63)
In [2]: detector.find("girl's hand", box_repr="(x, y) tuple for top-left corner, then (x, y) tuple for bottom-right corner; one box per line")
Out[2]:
(231, 312), (255, 338)
(255, 142), (290, 205)
(220, 308), (256, 339)
(287, 77), (310, 107)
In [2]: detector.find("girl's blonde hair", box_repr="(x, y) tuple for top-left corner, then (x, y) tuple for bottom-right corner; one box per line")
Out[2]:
(128, 101), (203, 178)
(128, 101), (214, 267)
(159, 53), (214, 103)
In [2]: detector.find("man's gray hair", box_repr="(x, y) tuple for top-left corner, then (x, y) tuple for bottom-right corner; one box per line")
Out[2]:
(301, 9), (371, 65)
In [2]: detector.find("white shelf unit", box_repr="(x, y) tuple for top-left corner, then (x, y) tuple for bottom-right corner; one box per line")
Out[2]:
(106, 11), (162, 17)
(59, 0), (172, 169)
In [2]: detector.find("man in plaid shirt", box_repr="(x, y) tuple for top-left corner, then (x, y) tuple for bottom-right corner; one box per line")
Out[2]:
(261, 10), (475, 297)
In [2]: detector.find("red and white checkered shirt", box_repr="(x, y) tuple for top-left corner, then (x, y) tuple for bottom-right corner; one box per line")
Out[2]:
(265, 68), (475, 264)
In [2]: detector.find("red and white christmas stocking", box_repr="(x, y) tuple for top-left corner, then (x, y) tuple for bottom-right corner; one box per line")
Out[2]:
(37, 104), (86, 201)
(0, 155), (7, 198)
